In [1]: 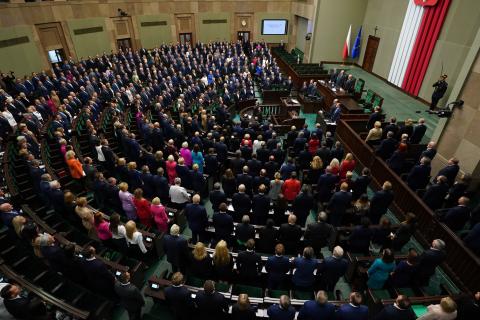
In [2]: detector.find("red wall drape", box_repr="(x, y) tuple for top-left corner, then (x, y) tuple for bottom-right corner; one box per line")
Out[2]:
(401, 0), (451, 96)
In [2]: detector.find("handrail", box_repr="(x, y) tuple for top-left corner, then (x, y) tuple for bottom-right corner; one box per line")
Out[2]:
(335, 119), (480, 294)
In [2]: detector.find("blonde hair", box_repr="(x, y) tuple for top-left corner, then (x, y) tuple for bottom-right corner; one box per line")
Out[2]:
(440, 297), (457, 313)
(167, 155), (174, 162)
(178, 157), (185, 165)
(182, 142), (188, 148)
(117, 158), (126, 166)
(125, 220), (137, 239)
(374, 121), (382, 128)
(12, 215), (26, 237)
(76, 197), (87, 206)
(345, 153), (353, 161)
(311, 156), (323, 170)
(119, 182), (129, 192)
(193, 242), (207, 260)
(127, 162), (137, 170)
(65, 150), (75, 160)
(152, 197), (161, 205)
(330, 158), (340, 168)
(213, 240), (230, 266)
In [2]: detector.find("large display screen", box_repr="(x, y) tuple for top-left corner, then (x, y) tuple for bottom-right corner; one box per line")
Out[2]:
(261, 19), (288, 35)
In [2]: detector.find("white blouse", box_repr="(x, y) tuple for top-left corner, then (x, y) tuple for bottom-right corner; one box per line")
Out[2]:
(126, 231), (147, 253)
(112, 225), (126, 240)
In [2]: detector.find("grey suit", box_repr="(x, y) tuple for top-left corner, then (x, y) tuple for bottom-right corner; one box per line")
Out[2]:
(114, 281), (145, 320)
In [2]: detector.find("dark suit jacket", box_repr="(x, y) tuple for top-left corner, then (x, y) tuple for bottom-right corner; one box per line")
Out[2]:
(80, 258), (115, 297)
(317, 173), (339, 203)
(164, 285), (194, 320)
(352, 175), (372, 200)
(442, 205), (470, 231)
(278, 223), (303, 254)
(163, 234), (189, 268)
(422, 182), (449, 210)
(407, 164), (431, 191)
(336, 303), (369, 320)
(267, 304), (296, 320)
(293, 193), (314, 226)
(212, 212), (234, 241)
(437, 164), (460, 186)
(237, 250), (262, 278)
(3, 295), (46, 319)
(265, 255), (291, 284)
(376, 138), (398, 160)
(210, 190), (227, 212)
(236, 173), (253, 193)
(114, 281), (145, 312)
(232, 192), (251, 217)
(410, 124), (427, 144)
(374, 304), (416, 320)
(415, 248), (446, 284)
(305, 221), (335, 250)
(298, 301), (336, 320)
(370, 190), (394, 223)
(318, 256), (348, 290)
(367, 112), (383, 129)
(185, 203), (208, 233)
(235, 223), (255, 243)
(252, 193), (270, 225)
(328, 190), (352, 226)
(194, 290), (228, 320)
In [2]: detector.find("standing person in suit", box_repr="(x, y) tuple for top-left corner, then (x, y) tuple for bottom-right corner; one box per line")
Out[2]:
(390, 249), (418, 288)
(292, 247), (318, 291)
(236, 239), (262, 284)
(316, 166), (339, 203)
(185, 194), (208, 244)
(0, 284), (48, 320)
(163, 224), (189, 273)
(435, 158), (460, 186)
(374, 295), (416, 320)
(317, 246), (349, 291)
(430, 74), (448, 110)
(282, 172), (301, 202)
(79, 246), (116, 298)
(327, 182), (352, 227)
(407, 157), (432, 191)
(298, 290), (336, 320)
(164, 272), (194, 320)
(336, 292), (369, 320)
(195, 280), (228, 320)
(267, 295), (296, 320)
(414, 239), (447, 286)
(410, 118), (427, 144)
(352, 168), (372, 201)
(304, 212), (335, 257)
(212, 203), (234, 245)
(423, 175), (449, 211)
(344, 74), (356, 93)
(114, 272), (145, 320)
(367, 106), (383, 130)
(265, 243), (291, 289)
(278, 214), (303, 255)
(252, 184), (271, 225)
(376, 131), (398, 160)
(231, 294), (256, 320)
(258, 219), (278, 254)
(189, 242), (213, 280)
(232, 184), (251, 221)
(293, 185), (314, 227)
(440, 196), (471, 231)
(456, 291), (480, 320)
(369, 181), (394, 224)
(209, 183), (227, 212)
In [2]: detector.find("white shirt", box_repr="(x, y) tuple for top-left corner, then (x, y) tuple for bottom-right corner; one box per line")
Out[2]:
(95, 145), (106, 162)
(112, 225), (126, 240)
(2, 111), (16, 127)
(169, 185), (190, 204)
(253, 140), (262, 155)
(126, 231), (147, 253)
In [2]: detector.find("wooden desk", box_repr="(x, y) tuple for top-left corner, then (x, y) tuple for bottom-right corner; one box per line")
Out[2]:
(262, 89), (290, 104)
(280, 97), (302, 116)
(298, 94), (324, 113)
(316, 83), (363, 114)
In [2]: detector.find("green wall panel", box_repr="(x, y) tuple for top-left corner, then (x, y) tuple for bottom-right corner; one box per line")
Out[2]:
(197, 12), (231, 43)
(67, 18), (110, 59)
(0, 25), (43, 77)
(138, 14), (173, 48)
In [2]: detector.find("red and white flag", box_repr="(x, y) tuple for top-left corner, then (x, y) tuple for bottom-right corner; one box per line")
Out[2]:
(342, 25), (352, 60)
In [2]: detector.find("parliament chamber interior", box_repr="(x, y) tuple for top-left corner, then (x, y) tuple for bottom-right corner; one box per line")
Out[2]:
(0, 0), (480, 319)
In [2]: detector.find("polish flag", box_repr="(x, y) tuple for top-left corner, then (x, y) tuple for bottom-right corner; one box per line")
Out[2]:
(342, 25), (352, 60)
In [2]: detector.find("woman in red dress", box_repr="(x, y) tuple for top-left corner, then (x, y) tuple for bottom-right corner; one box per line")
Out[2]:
(133, 188), (152, 227)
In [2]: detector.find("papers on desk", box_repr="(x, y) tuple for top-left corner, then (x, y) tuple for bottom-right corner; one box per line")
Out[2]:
(268, 209), (274, 215)
(325, 121), (337, 126)
(227, 204), (234, 211)
(285, 210), (292, 216)
(290, 99), (299, 104)
(332, 88), (337, 92)
(191, 293), (196, 298)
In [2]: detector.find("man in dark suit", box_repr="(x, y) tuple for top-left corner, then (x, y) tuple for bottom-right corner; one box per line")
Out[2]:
(406, 156), (431, 191)
(114, 272), (145, 320)
(420, 141), (437, 162)
(235, 215), (255, 246)
(298, 290), (336, 320)
(317, 166), (339, 203)
(414, 239), (447, 286)
(265, 244), (291, 289)
(236, 239), (262, 284)
(440, 196), (471, 232)
(0, 284), (48, 320)
(267, 295), (296, 320)
(436, 157), (460, 186)
(336, 292), (369, 320)
(369, 181), (394, 224)
(164, 272), (194, 320)
(0, 203), (20, 229)
(430, 74), (448, 110)
(423, 175), (449, 211)
(210, 182), (227, 213)
(236, 166), (253, 194)
(367, 106), (383, 130)
(376, 131), (398, 160)
(410, 118), (427, 144)
(293, 185), (314, 227)
(344, 74), (356, 93)
(252, 184), (271, 225)
(278, 214), (303, 255)
(374, 295), (416, 320)
(232, 184), (251, 221)
(230, 150), (245, 175)
(317, 246), (349, 291)
(185, 194), (208, 243)
(383, 117), (399, 138)
(327, 182), (352, 227)
(212, 203), (234, 245)
(163, 224), (189, 273)
(247, 153), (263, 177)
(304, 212), (335, 258)
(194, 280), (228, 320)
(79, 246), (116, 298)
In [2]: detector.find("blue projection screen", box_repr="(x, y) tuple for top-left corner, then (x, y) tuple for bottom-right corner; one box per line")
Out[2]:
(261, 19), (288, 35)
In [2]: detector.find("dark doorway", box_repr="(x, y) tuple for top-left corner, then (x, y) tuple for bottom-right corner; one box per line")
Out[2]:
(237, 31), (251, 42)
(362, 35), (380, 72)
(117, 38), (132, 51)
(179, 33), (192, 45)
